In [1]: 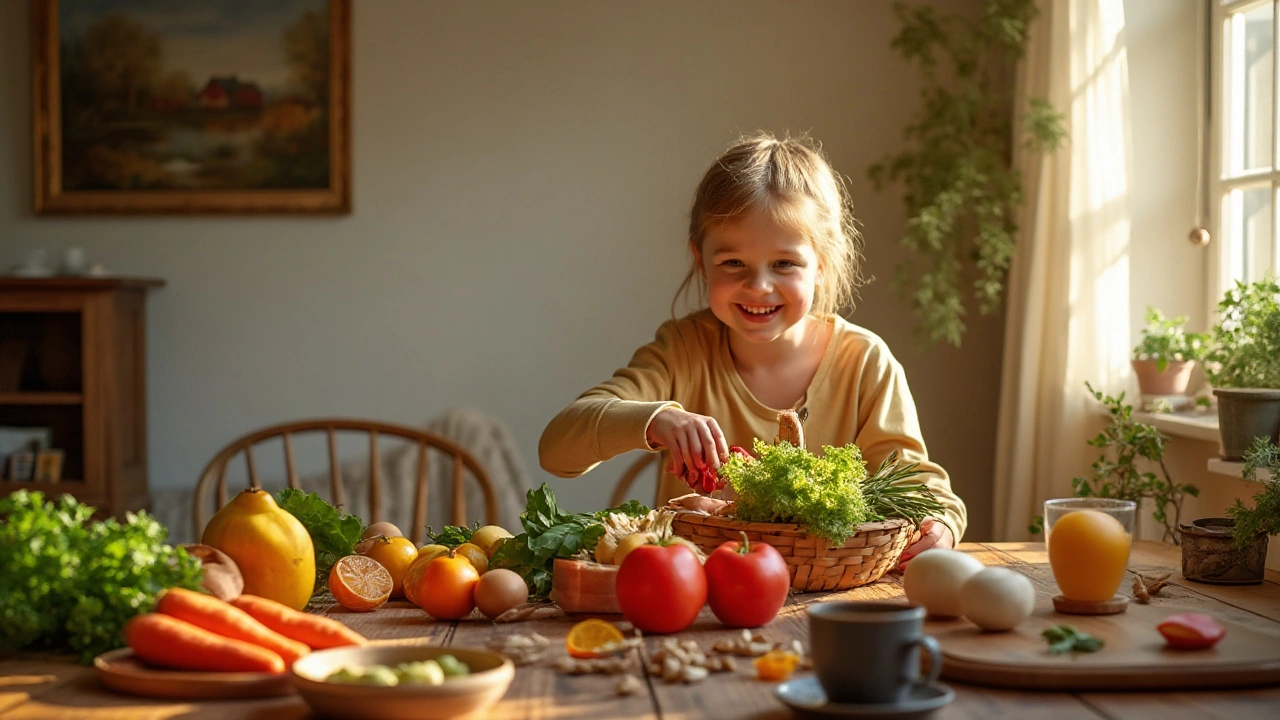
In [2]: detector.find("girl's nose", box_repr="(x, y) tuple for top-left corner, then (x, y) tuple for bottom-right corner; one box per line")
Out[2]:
(746, 269), (773, 292)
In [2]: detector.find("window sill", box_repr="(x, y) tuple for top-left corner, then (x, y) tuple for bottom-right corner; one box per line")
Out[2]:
(1206, 458), (1273, 483)
(1130, 410), (1274, 483)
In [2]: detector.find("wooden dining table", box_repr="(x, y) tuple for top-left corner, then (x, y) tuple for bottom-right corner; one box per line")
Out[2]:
(2, 541), (1278, 719)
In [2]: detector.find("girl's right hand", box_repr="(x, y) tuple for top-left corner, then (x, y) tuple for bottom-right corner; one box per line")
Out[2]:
(645, 408), (728, 481)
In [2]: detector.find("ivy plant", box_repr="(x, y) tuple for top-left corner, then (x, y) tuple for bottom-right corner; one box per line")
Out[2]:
(1205, 276), (1280, 389)
(869, 0), (1067, 347)
(1232, 436), (1280, 552)
(1028, 383), (1198, 545)
(1133, 307), (1208, 371)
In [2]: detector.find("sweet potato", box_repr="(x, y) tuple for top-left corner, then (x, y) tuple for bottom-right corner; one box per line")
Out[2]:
(125, 613), (286, 674)
(156, 587), (310, 665)
(230, 594), (367, 650)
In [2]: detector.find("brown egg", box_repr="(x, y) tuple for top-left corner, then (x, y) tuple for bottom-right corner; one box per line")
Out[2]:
(473, 568), (529, 619)
(360, 521), (404, 542)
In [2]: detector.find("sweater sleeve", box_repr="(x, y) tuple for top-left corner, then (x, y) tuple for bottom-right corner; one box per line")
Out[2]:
(853, 342), (968, 543)
(539, 321), (687, 478)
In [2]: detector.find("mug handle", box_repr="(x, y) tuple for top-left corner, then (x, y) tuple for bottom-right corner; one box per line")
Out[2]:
(913, 634), (942, 685)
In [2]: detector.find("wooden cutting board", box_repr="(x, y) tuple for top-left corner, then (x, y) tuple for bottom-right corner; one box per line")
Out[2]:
(927, 595), (1280, 690)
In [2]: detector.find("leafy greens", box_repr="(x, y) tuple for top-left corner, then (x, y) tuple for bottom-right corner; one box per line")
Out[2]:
(0, 490), (204, 663)
(488, 484), (647, 599)
(274, 487), (364, 597)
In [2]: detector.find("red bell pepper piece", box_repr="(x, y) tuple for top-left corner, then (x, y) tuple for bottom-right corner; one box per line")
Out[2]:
(1157, 613), (1226, 650)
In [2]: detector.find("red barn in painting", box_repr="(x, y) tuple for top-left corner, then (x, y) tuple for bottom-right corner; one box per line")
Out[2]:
(197, 76), (264, 110)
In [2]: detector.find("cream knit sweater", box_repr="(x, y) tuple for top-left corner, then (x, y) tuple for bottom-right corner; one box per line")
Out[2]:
(539, 310), (967, 541)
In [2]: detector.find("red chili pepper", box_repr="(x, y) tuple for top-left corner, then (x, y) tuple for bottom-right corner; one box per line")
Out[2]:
(679, 445), (755, 493)
(1157, 613), (1226, 650)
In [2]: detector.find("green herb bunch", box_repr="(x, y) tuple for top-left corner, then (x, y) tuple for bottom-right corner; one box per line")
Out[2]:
(868, 0), (1067, 347)
(426, 522), (477, 548)
(1205, 275), (1280, 389)
(1232, 436), (1280, 552)
(489, 484), (647, 600)
(720, 440), (943, 547)
(274, 488), (364, 598)
(1042, 624), (1104, 654)
(1133, 307), (1208, 370)
(0, 491), (204, 663)
(1029, 384), (1198, 544)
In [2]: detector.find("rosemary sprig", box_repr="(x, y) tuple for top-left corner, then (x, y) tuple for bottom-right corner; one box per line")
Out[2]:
(861, 451), (946, 526)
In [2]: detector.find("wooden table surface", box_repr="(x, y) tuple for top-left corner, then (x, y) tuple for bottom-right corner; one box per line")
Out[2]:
(3, 541), (1279, 719)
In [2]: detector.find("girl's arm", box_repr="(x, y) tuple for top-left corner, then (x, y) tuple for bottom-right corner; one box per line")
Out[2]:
(539, 321), (688, 478)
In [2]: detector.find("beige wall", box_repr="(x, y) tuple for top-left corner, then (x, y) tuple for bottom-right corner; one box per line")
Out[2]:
(0, 0), (1003, 535)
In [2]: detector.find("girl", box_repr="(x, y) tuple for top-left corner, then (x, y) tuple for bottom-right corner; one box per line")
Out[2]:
(539, 133), (966, 557)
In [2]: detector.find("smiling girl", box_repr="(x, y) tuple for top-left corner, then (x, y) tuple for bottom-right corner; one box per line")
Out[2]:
(539, 133), (967, 558)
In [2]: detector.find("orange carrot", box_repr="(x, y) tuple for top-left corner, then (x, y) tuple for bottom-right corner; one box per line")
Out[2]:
(230, 594), (368, 650)
(156, 587), (310, 666)
(124, 613), (286, 674)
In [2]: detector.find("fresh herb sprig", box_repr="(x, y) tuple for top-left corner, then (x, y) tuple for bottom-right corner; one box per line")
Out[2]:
(0, 491), (204, 663)
(863, 451), (946, 525)
(274, 488), (364, 597)
(489, 484), (647, 599)
(426, 523), (477, 548)
(1042, 624), (1104, 654)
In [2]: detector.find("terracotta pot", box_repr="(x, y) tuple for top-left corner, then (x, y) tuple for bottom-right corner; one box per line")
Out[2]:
(1213, 388), (1280, 460)
(1179, 517), (1268, 585)
(1131, 359), (1196, 396)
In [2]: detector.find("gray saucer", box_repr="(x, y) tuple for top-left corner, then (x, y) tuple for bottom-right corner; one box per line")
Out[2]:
(775, 676), (954, 720)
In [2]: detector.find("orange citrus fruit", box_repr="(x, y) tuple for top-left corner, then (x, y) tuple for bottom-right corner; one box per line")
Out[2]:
(403, 550), (441, 607)
(361, 535), (418, 598)
(454, 542), (489, 575)
(566, 618), (625, 659)
(418, 555), (480, 620)
(328, 554), (393, 612)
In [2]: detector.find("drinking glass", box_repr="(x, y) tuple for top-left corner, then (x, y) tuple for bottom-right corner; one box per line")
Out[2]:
(1044, 498), (1136, 602)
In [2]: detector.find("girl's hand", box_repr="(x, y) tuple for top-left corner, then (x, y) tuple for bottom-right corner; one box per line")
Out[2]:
(645, 408), (728, 482)
(897, 519), (954, 568)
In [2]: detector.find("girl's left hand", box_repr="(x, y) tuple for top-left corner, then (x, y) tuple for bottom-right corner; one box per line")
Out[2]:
(897, 519), (954, 568)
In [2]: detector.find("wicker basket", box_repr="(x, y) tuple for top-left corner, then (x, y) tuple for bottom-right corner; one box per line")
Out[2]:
(671, 512), (912, 593)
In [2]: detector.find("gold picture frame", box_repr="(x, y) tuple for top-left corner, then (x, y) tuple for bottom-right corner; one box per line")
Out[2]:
(33, 0), (351, 214)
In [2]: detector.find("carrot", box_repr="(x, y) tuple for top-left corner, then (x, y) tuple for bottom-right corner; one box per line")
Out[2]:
(124, 613), (286, 674)
(230, 594), (368, 650)
(155, 587), (310, 666)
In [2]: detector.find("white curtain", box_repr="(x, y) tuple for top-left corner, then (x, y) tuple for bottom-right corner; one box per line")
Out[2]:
(993, 0), (1134, 540)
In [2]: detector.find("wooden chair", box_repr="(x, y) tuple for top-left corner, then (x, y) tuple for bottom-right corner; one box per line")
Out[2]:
(610, 452), (664, 508)
(193, 418), (498, 546)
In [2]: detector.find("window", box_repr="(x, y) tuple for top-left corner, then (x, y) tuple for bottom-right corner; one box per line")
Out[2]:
(1213, 1), (1279, 304)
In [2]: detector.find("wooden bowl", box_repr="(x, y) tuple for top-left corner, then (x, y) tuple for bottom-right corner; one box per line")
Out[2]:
(291, 645), (514, 720)
(94, 647), (292, 699)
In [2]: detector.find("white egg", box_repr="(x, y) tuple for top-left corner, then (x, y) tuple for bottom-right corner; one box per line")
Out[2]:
(960, 567), (1036, 631)
(902, 549), (985, 618)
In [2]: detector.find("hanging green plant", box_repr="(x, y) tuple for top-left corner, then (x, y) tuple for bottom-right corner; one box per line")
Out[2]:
(869, 0), (1067, 347)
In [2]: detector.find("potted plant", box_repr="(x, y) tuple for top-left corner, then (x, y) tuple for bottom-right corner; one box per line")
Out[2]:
(1204, 276), (1280, 460)
(1131, 308), (1207, 399)
(1028, 383), (1199, 544)
(1181, 436), (1280, 585)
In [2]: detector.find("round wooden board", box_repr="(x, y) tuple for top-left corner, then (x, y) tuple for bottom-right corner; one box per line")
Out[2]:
(928, 597), (1280, 691)
(94, 648), (293, 699)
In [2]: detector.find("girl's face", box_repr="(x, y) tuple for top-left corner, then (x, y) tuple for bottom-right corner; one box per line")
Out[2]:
(698, 210), (821, 345)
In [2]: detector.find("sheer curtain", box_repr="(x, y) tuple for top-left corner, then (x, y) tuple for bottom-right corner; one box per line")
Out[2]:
(993, 0), (1134, 540)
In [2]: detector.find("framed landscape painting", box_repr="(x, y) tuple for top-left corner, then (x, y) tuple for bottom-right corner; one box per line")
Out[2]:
(33, 0), (351, 214)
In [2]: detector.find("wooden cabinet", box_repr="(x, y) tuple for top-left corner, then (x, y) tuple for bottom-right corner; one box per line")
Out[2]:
(0, 277), (163, 516)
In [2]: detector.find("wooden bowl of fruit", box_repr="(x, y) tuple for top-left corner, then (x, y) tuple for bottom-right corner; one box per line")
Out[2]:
(291, 645), (514, 720)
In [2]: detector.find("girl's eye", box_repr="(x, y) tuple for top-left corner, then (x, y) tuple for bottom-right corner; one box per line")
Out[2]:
(720, 259), (744, 268)
(775, 260), (798, 269)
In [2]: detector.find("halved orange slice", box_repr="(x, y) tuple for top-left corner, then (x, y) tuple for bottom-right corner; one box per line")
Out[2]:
(565, 618), (626, 659)
(329, 554), (393, 612)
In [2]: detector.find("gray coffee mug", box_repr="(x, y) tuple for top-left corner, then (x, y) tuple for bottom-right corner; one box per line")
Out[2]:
(809, 601), (941, 705)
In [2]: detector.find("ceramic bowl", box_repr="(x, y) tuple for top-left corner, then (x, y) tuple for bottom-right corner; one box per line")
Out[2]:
(291, 645), (514, 720)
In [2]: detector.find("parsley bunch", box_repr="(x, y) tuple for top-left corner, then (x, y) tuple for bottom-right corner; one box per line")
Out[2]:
(489, 484), (646, 599)
(0, 491), (203, 663)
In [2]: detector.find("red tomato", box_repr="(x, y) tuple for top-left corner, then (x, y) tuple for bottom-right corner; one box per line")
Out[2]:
(616, 542), (706, 634)
(704, 534), (790, 627)
(1157, 612), (1226, 649)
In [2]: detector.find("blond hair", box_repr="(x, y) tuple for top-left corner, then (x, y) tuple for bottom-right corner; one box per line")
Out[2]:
(675, 132), (864, 316)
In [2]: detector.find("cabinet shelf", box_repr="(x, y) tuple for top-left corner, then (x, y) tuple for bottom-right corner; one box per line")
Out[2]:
(0, 392), (84, 405)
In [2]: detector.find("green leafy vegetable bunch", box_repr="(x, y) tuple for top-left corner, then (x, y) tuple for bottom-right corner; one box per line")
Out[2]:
(488, 484), (647, 600)
(274, 488), (364, 597)
(0, 490), (203, 663)
(720, 441), (945, 547)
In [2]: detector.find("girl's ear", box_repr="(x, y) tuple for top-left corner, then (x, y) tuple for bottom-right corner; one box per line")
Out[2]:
(691, 243), (705, 275)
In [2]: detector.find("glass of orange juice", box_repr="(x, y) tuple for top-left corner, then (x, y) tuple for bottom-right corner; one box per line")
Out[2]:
(1044, 498), (1136, 603)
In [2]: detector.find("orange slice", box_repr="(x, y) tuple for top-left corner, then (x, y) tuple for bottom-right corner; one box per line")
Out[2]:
(566, 618), (626, 659)
(329, 554), (393, 612)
